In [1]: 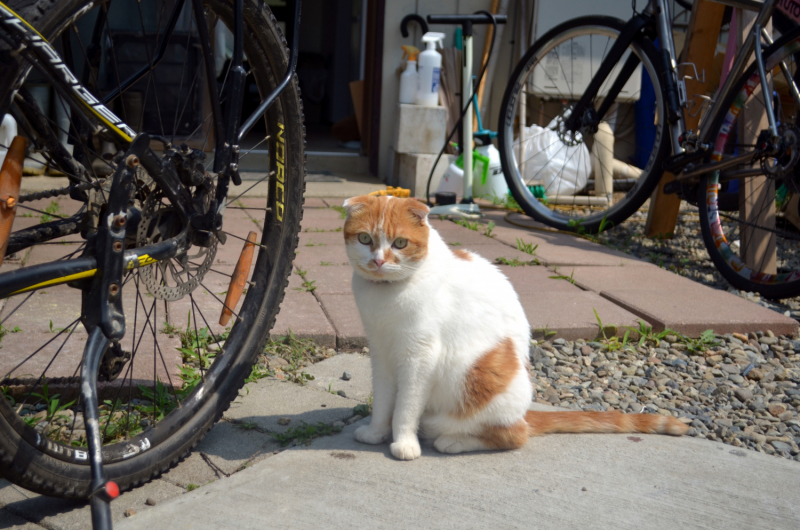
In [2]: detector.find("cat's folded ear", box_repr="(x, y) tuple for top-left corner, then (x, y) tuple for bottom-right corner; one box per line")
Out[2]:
(342, 195), (371, 216)
(407, 199), (430, 225)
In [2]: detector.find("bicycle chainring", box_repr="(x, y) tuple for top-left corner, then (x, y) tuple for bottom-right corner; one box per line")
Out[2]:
(137, 192), (217, 301)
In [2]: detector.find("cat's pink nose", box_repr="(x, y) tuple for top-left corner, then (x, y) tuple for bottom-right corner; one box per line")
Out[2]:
(373, 258), (385, 268)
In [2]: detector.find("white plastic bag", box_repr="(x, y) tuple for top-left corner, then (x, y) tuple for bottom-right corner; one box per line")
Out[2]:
(516, 119), (590, 196)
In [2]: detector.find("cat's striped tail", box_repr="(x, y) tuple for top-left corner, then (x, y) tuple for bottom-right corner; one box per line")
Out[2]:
(525, 410), (689, 437)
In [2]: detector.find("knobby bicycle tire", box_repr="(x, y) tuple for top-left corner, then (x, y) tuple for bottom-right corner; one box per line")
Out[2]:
(0, 0), (305, 498)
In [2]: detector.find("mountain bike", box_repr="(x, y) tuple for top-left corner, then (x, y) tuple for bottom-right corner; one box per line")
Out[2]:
(498, 0), (800, 299)
(0, 0), (304, 527)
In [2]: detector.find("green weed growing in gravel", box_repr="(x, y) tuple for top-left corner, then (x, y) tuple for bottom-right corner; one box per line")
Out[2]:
(353, 403), (372, 417)
(448, 242), (462, 246)
(161, 322), (180, 335)
(684, 329), (720, 354)
(489, 193), (522, 212)
(261, 330), (328, 385)
(272, 421), (342, 447)
(305, 240), (325, 247)
(516, 239), (538, 255)
(0, 324), (21, 344)
(534, 325), (557, 339)
(592, 309), (621, 344)
(320, 261), (332, 266)
(186, 484), (200, 492)
(484, 221), (496, 237)
(626, 320), (675, 348)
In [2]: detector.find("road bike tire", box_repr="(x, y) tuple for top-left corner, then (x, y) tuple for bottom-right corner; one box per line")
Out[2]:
(0, 0), (304, 498)
(698, 23), (800, 299)
(497, 16), (670, 234)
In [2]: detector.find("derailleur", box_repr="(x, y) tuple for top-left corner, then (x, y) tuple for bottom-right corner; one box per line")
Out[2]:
(98, 343), (131, 382)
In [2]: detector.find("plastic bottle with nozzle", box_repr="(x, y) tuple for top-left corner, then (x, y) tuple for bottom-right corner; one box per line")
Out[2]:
(415, 32), (445, 106)
(399, 45), (419, 104)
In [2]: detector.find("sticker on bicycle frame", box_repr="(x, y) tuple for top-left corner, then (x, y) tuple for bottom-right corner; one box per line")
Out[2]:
(275, 122), (286, 222)
(0, 2), (136, 142)
(126, 254), (158, 269)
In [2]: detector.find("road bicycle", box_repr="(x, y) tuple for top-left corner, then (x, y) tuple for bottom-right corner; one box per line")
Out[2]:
(0, 0), (304, 526)
(498, 0), (800, 298)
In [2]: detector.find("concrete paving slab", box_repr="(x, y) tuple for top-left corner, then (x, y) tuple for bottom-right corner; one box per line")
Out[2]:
(223, 378), (361, 434)
(303, 354), (372, 402)
(0, 508), (42, 529)
(195, 420), (282, 476)
(519, 291), (650, 341)
(116, 418), (800, 530)
(602, 288), (799, 337)
(270, 291), (336, 348)
(298, 230), (346, 247)
(304, 174), (384, 198)
(161, 452), (222, 489)
(0, 477), (183, 530)
(315, 293), (367, 350)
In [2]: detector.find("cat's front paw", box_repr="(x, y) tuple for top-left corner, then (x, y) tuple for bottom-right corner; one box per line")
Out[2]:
(354, 424), (389, 445)
(390, 437), (421, 461)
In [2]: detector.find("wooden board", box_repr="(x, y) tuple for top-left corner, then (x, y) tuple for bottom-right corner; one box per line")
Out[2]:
(644, 0), (725, 238)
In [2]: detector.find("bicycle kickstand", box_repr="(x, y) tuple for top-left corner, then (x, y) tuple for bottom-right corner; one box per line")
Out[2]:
(83, 327), (119, 530)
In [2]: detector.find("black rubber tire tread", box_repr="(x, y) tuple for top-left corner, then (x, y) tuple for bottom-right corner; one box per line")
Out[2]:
(0, 0), (305, 498)
(698, 23), (800, 299)
(497, 16), (670, 234)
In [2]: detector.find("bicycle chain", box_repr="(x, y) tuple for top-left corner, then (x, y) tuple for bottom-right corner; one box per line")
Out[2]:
(17, 179), (104, 204)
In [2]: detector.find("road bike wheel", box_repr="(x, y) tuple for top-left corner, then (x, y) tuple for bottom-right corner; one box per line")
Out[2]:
(0, 0), (304, 498)
(698, 24), (800, 299)
(497, 16), (669, 234)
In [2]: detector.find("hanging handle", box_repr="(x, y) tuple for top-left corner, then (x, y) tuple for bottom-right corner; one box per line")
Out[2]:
(400, 14), (429, 37)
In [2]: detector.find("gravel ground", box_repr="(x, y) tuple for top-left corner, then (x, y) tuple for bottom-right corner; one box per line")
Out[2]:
(530, 330), (800, 461)
(594, 206), (800, 320)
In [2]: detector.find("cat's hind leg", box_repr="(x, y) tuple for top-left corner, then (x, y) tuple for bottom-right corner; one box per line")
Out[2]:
(433, 420), (529, 454)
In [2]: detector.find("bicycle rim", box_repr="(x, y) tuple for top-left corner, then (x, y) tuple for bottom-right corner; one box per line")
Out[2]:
(498, 17), (668, 233)
(700, 25), (800, 299)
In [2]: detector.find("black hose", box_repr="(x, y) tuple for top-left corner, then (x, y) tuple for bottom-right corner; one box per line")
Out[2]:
(424, 11), (498, 206)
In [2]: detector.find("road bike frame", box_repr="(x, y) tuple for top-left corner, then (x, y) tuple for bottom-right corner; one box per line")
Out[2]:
(0, 1), (301, 528)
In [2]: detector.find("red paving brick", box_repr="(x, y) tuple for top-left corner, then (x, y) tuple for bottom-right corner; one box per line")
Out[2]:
(499, 265), (585, 293)
(518, 291), (650, 341)
(315, 293), (367, 350)
(302, 264), (352, 295)
(602, 289), (798, 337)
(271, 291), (336, 348)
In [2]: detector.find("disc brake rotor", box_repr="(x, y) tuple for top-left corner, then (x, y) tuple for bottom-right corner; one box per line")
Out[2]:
(137, 193), (217, 301)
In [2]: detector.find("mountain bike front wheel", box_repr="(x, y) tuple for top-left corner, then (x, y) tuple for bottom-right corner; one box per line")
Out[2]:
(497, 16), (669, 234)
(0, 0), (304, 498)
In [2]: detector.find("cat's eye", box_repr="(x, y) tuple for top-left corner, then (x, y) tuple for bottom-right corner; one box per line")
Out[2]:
(393, 238), (408, 249)
(358, 233), (372, 245)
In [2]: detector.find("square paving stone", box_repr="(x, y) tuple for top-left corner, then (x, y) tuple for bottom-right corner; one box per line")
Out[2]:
(518, 291), (650, 341)
(303, 353), (372, 402)
(293, 244), (350, 268)
(601, 288), (799, 337)
(315, 293), (367, 350)
(303, 198), (329, 208)
(298, 231), (346, 248)
(303, 264), (353, 295)
(195, 420), (281, 476)
(270, 291), (335, 348)
(222, 378), (360, 433)
(452, 243), (548, 266)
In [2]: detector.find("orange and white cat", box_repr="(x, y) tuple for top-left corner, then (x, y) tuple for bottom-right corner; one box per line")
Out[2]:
(342, 195), (687, 461)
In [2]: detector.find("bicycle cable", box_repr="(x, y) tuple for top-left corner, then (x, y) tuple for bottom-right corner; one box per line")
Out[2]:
(424, 10), (498, 206)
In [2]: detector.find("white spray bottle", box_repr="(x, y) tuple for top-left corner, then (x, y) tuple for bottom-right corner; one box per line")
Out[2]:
(415, 32), (445, 107)
(399, 45), (419, 104)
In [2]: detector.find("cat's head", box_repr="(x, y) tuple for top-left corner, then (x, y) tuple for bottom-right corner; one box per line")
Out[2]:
(342, 195), (430, 282)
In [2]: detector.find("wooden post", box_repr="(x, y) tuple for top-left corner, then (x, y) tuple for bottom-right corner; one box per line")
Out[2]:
(644, 0), (725, 238)
(738, 9), (777, 273)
